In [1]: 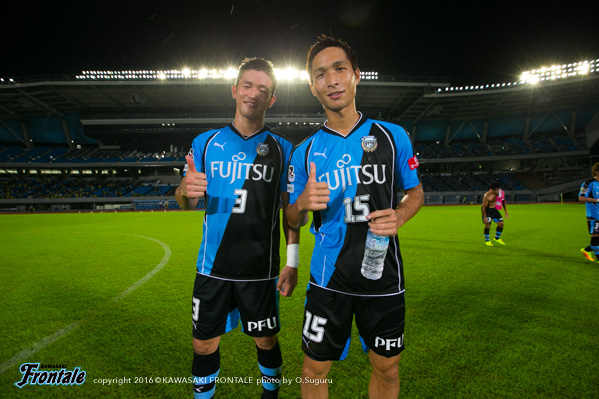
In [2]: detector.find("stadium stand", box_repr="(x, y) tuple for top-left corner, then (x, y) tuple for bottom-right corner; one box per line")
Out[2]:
(1, 64), (598, 211)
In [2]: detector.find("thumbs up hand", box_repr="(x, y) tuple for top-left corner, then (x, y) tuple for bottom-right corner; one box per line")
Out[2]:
(180, 155), (208, 199)
(308, 161), (318, 183)
(186, 155), (198, 173)
(297, 161), (330, 212)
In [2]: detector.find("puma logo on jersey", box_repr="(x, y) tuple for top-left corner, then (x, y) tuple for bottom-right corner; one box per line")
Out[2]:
(302, 336), (312, 349)
(214, 142), (226, 150)
(314, 149), (327, 158)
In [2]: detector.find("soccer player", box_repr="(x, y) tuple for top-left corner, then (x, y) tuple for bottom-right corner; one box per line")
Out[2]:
(481, 181), (506, 246)
(495, 185), (509, 218)
(286, 35), (424, 398)
(175, 58), (299, 399)
(578, 162), (599, 263)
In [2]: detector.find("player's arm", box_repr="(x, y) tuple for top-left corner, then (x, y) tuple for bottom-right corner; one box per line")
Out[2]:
(286, 202), (310, 229)
(481, 194), (491, 226)
(286, 161), (330, 229)
(175, 155), (208, 210)
(578, 195), (599, 203)
(502, 198), (509, 217)
(277, 192), (300, 297)
(367, 183), (424, 236)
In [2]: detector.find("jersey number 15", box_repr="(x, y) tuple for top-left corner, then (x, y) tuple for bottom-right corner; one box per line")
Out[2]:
(343, 194), (370, 223)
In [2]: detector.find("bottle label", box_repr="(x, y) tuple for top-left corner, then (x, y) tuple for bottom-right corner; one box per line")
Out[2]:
(366, 233), (389, 251)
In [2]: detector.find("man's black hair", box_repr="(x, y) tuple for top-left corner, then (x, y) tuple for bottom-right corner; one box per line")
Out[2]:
(305, 34), (358, 83)
(236, 57), (278, 97)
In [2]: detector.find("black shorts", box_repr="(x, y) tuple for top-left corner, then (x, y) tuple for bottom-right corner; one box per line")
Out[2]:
(587, 219), (599, 235)
(301, 284), (405, 361)
(192, 274), (280, 340)
(483, 208), (503, 224)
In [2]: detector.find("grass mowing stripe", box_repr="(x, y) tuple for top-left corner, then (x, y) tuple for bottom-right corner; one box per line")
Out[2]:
(0, 234), (171, 375)
(0, 321), (81, 375)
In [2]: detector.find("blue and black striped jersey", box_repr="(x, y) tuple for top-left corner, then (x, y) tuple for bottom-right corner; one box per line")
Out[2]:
(580, 178), (599, 220)
(186, 124), (293, 281)
(288, 114), (420, 296)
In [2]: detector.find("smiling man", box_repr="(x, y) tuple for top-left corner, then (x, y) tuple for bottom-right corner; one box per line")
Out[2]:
(176, 58), (299, 399)
(286, 35), (424, 398)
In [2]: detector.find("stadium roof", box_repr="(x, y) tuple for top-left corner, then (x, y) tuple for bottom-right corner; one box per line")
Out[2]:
(1, 72), (598, 129)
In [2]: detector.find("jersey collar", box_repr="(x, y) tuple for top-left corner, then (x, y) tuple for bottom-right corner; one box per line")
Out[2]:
(229, 122), (268, 140)
(321, 112), (366, 138)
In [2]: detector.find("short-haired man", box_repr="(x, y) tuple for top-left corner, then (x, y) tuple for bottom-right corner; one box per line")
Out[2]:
(481, 181), (506, 246)
(578, 162), (599, 263)
(286, 35), (424, 398)
(176, 57), (299, 399)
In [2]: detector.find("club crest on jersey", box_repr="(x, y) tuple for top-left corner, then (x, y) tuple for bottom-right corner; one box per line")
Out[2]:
(361, 135), (377, 152)
(257, 143), (269, 156)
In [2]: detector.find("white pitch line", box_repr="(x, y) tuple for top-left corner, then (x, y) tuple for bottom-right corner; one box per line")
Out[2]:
(113, 235), (171, 302)
(0, 235), (171, 375)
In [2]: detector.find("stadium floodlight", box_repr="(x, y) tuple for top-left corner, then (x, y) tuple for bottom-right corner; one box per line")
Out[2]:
(436, 58), (596, 94)
(275, 67), (307, 81)
(520, 59), (596, 84)
(75, 66), (343, 82)
(579, 62), (590, 75)
(359, 71), (379, 80)
(224, 68), (237, 80)
(276, 68), (294, 81)
(298, 70), (309, 80)
(197, 69), (208, 79)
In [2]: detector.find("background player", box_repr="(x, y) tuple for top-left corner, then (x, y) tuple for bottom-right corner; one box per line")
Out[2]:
(175, 58), (299, 399)
(286, 35), (423, 398)
(578, 162), (599, 263)
(481, 181), (506, 246)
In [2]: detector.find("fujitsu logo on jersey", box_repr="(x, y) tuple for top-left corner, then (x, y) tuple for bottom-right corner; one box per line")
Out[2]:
(210, 152), (274, 184)
(318, 154), (387, 191)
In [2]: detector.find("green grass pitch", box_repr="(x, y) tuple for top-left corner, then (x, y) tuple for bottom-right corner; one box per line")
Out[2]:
(1, 203), (598, 398)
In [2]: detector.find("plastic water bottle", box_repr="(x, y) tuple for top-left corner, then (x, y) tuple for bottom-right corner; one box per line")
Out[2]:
(361, 230), (389, 280)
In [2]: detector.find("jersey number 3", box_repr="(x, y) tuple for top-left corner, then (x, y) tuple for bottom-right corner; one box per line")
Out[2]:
(233, 189), (247, 214)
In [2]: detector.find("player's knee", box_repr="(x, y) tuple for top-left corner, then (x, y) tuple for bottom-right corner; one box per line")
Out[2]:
(370, 353), (400, 382)
(193, 338), (219, 355)
(373, 363), (399, 382)
(254, 335), (277, 350)
(302, 358), (331, 379)
(498, 221), (504, 227)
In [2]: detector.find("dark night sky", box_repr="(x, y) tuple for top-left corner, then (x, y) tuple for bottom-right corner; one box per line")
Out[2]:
(3, 1), (598, 85)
